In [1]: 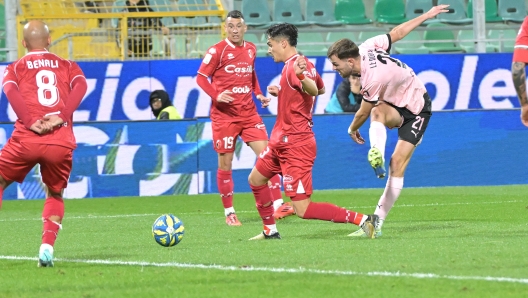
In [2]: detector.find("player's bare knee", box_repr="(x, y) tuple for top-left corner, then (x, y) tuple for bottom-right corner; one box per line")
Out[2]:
(370, 106), (384, 122)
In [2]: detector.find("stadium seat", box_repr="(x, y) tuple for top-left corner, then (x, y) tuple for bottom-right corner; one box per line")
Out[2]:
(423, 23), (464, 53)
(498, 0), (527, 23)
(170, 34), (187, 59)
(111, 0), (127, 28)
(0, 3), (5, 31)
(189, 34), (221, 58)
(405, 0), (439, 25)
(467, 0), (503, 23)
(326, 31), (358, 44)
(374, 0), (407, 24)
(436, 0), (472, 25)
(334, 0), (372, 25)
(393, 31), (430, 54)
(244, 33), (268, 57)
(488, 28), (518, 52)
(151, 34), (166, 57)
(272, 0), (310, 27)
(457, 30), (496, 53)
(172, 0), (219, 29)
(297, 32), (327, 56)
(241, 0), (272, 28)
(305, 0), (343, 27)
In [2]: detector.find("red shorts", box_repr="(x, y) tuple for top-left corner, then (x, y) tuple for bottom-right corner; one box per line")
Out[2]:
(513, 48), (528, 63)
(255, 138), (316, 199)
(212, 115), (268, 153)
(0, 138), (73, 193)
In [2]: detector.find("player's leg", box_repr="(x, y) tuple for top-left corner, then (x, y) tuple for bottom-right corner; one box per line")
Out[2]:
(283, 141), (379, 238)
(213, 121), (241, 226)
(0, 138), (35, 209)
(244, 120), (292, 218)
(38, 144), (74, 267)
(248, 146), (281, 240)
(367, 102), (402, 178)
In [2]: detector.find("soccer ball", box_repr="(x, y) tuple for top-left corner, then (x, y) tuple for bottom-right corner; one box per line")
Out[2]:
(152, 214), (185, 247)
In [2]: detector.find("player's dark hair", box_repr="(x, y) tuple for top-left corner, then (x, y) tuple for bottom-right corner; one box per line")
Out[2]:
(327, 38), (360, 59)
(226, 10), (244, 20)
(266, 23), (298, 47)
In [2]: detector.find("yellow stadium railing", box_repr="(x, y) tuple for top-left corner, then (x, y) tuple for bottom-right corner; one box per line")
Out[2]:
(16, 0), (226, 61)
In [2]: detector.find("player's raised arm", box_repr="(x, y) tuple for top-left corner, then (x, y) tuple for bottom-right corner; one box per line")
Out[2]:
(294, 56), (318, 96)
(389, 4), (449, 43)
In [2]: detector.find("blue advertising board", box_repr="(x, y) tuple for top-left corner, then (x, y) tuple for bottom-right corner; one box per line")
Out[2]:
(0, 53), (520, 122)
(0, 109), (527, 200)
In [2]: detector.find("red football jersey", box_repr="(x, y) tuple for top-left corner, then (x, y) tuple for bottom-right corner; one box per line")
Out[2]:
(269, 54), (324, 149)
(197, 38), (260, 123)
(513, 17), (528, 63)
(2, 50), (85, 149)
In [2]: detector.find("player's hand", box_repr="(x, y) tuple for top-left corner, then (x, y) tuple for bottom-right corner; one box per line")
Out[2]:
(42, 114), (64, 128)
(256, 94), (271, 108)
(267, 85), (279, 97)
(294, 55), (307, 75)
(29, 120), (44, 134)
(216, 90), (234, 103)
(348, 128), (365, 144)
(426, 4), (450, 19)
(521, 105), (528, 127)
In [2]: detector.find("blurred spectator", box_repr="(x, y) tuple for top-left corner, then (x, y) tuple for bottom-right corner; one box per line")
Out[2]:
(149, 90), (181, 120)
(119, 0), (170, 58)
(325, 75), (362, 113)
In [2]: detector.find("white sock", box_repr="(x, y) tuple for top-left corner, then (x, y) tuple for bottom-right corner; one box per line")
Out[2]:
(369, 121), (387, 162)
(374, 176), (404, 220)
(273, 199), (284, 211)
(224, 207), (235, 216)
(265, 224), (278, 234)
(376, 219), (384, 230)
(39, 243), (54, 255)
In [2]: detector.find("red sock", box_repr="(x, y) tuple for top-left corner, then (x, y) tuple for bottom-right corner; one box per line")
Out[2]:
(42, 197), (65, 246)
(250, 184), (275, 225)
(268, 174), (282, 202)
(217, 169), (234, 208)
(303, 202), (365, 225)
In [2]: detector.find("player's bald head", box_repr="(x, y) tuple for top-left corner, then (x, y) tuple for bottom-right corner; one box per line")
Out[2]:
(23, 20), (50, 50)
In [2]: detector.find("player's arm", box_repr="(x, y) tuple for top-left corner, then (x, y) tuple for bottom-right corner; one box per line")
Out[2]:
(3, 82), (40, 130)
(294, 56), (319, 96)
(512, 62), (527, 106)
(349, 99), (375, 132)
(55, 75), (88, 125)
(252, 71), (271, 107)
(196, 74), (219, 99)
(389, 5), (449, 43)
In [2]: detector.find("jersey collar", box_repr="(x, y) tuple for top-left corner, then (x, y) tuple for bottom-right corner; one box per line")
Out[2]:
(285, 54), (299, 63)
(225, 38), (245, 48)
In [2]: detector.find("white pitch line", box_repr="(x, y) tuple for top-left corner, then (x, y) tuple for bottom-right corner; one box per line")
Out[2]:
(0, 200), (523, 223)
(1, 255), (527, 285)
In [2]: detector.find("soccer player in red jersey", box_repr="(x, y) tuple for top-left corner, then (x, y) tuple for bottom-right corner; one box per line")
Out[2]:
(512, 16), (528, 127)
(0, 20), (88, 267)
(196, 10), (291, 226)
(247, 23), (379, 240)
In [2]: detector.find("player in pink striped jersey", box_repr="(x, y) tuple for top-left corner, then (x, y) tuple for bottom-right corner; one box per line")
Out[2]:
(196, 10), (290, 226)
(326, 5), (449, 237)
(512, 16), (528, 127)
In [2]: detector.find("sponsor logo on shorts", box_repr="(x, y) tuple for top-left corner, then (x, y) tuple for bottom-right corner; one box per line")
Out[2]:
(215, 140), (221, 149)
(232, 86), (251, 94)
(285, 184), (293, 192)
(283, 175), (293, 183)
(255, 123), (265, 130)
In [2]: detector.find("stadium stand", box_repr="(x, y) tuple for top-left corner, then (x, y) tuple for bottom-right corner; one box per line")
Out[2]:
(457, 29), (497, 52)
(487, 27), (518, 52)
(326, 31), (357, 44)
(423, 22), (464, 53)
(405, 0), (438, 25)
(436, 0), (473, 25)
(297, 31), (327, 56)
(393, 30), (430, 54)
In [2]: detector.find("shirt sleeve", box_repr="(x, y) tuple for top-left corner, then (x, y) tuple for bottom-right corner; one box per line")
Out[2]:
(288, 59), (323, 91)
(361, 34), (392, 53)
(361, 80), (383, 103)
(197, 46), (219, 77)
(2, 64), (18, 88)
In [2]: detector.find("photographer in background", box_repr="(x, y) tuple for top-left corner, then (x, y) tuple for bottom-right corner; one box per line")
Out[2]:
(149, 90), (181, 120)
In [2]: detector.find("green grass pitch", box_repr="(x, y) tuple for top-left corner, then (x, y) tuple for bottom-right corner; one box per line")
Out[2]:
(1, 185), (527, 297)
